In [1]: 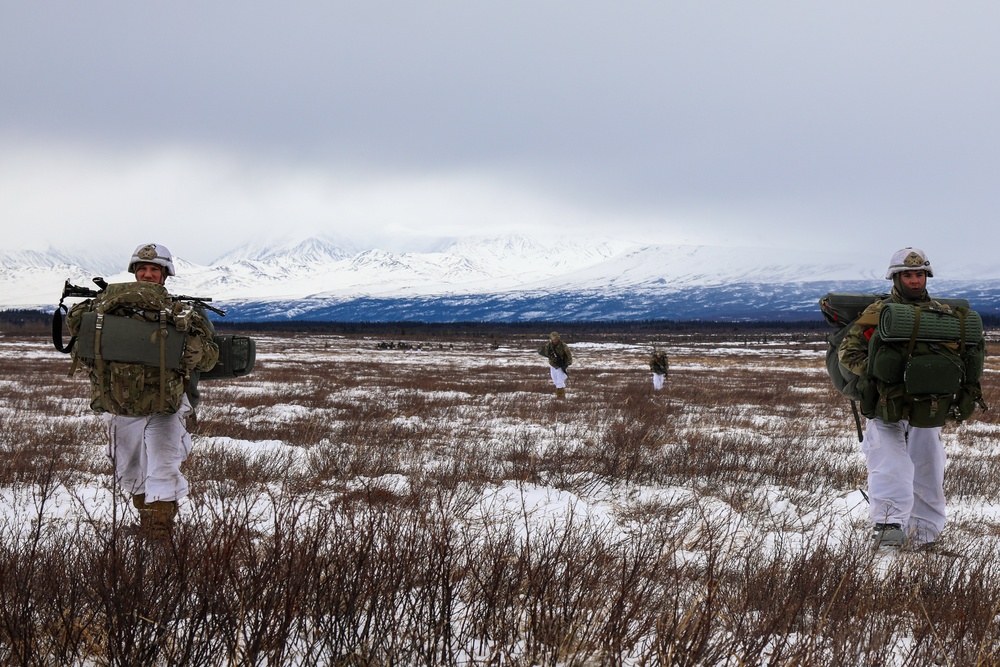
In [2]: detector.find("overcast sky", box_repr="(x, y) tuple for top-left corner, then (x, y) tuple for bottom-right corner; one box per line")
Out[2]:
(2, 2), (999, 269)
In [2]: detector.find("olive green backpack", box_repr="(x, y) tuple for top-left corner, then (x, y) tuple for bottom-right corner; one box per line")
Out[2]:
(865, 302), (987, 427)
(819, 292), (987, 432)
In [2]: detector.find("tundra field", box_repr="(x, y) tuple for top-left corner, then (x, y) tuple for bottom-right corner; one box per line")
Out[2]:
(3, 326), (1000, 666)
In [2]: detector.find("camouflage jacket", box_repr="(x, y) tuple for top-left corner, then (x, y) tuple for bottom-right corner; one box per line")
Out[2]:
(838, 287), (951, 377)
(538, 340), (572, 370)
(649, 353), (669, 374)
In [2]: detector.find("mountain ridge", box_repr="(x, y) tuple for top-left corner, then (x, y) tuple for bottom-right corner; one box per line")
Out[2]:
(4, 235), (999, 321)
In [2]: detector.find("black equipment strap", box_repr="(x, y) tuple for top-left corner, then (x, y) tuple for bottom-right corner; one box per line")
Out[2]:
(52, 305), (76, 353)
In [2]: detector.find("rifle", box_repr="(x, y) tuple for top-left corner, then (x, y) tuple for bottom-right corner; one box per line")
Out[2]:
(554, 350), (569, 374)
(171, 294), (226, 317)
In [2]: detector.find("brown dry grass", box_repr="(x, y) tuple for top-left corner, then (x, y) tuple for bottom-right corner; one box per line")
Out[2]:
(1, 328), (1000, 665)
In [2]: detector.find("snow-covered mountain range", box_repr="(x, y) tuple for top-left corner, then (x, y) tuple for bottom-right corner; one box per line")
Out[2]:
(3, 235), (999, 321)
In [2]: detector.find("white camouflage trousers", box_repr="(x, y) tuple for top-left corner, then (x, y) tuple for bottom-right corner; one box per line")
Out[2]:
(103, 394), (194, 503)
(861, 418), (946, 545)
(549, 366), (568, 389)
(652, 373), (666, 391)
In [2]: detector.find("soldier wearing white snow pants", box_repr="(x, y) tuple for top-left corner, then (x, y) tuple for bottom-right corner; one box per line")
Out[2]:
(649, 350), (669, 391)
(838, 247), (984, 549)
(861, 419), (946, 546)
(66, 243), (219, 541)
(104, 394), (195, 505)
(538, 331), (572, 398)
(550, 366), (568, 391)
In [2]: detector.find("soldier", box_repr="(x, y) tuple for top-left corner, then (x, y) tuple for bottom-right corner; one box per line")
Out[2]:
(538, 331), (572, 398)
(838, 247), (954, 550)
(68, 243), (219, 541)
(649, 350), (669, 391)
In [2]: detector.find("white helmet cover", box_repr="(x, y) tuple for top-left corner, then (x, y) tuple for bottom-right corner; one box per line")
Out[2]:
(885, 247), (933, 280)
(128, 243), (176, 277)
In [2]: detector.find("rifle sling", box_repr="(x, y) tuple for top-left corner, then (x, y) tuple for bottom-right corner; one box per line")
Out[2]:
(51, 305), (77, 354)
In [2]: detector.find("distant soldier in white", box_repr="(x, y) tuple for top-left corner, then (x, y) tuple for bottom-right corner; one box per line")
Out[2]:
(649, 350), (669, 391)
(838, 247), (986, 550)
(538, 331), (572, 398)
(67, 243), (219, 541)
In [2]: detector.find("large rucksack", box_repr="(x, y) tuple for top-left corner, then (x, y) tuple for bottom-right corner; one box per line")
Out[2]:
(66, 282), (219, 416)
(866, 302), (986, 426)
(819, 293), (890, 401)
(819, 292), (987, 429)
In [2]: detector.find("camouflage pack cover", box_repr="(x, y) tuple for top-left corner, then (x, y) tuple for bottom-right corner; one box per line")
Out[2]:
(67, 282), (219, 416)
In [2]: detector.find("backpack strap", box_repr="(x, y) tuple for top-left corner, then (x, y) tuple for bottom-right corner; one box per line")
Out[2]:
(957, 308), (967, 357)
(158, 309), (169, 413)
(93, 310), (111, 413)
(897, 306), (923, 423)
(850, 400), (863, 442)
(904, 306), (922, 359)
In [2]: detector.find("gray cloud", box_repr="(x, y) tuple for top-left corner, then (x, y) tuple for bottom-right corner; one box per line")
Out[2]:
(2, 1), (999, 269)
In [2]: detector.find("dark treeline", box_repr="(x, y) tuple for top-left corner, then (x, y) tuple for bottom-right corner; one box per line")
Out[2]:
(4, 308), (829, 340)
(0, 309), (52, 334)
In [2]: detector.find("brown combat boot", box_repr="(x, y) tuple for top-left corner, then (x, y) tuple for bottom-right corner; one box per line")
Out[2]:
(133, 495), (177, 541)
(555, 388), (566, 399)
(147, 501), (178, 540)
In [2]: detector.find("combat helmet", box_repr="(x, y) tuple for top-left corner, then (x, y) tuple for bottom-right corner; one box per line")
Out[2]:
(128, 243), (176, 277)
(885, 247), (933, 280)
